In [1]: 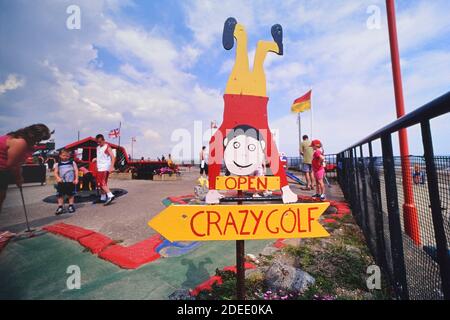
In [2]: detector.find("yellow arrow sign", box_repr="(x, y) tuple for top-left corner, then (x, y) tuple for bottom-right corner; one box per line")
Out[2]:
(148, 202), (330, 242)
(215, 176), (280, 191)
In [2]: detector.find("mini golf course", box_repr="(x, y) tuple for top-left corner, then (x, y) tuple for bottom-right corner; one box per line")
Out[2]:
(0, 230), (272, 299)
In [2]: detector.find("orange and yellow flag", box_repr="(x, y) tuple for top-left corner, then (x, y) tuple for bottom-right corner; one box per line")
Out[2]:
(291, 90), (312, 113)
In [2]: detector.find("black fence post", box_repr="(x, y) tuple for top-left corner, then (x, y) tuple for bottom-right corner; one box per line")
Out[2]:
(368, 141), (388, 270)
(359, 145), (369, 235)
(354, 147), (363, 219)
(348, 149), (358, 222)
(336, 153), (341, 185)
(343, 151), (353, 205)
(381, 133), (409, 300)
(421, 120), (450, 299)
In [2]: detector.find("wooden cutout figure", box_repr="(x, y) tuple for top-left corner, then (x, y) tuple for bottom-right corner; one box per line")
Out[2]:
(206, 18), (298, 204)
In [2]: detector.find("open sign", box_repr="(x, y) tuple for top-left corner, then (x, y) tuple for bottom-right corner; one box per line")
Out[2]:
(215, 176), (280, 191)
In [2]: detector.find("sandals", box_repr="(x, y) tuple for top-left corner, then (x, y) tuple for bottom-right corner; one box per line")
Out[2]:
(222, 18), (284, 57)
(223, 17), (237, 50)
(271, 24), (283, 55)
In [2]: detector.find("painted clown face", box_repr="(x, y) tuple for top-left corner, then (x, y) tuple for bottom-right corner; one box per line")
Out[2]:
(224, 130), (266, 176)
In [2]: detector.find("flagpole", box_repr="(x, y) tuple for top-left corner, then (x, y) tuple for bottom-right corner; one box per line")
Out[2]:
(118, 121), (122, 147)
(310, 87), (313, 138)
(298, 112), (302, 160)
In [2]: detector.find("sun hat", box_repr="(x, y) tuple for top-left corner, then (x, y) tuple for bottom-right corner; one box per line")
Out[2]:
(310, 139), (322, 147)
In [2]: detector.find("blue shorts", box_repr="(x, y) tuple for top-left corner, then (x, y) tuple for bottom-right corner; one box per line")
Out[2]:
(302, 163), (312, 173)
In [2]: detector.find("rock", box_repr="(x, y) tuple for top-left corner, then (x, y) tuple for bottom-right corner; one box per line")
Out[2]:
(275, 252), (296, 266)
(260, 246), (278, 256)
(324, 206), (338, 215)
(265, 261), (315, 293)
(168, 289), (195, 300)
(246, 253), (259, 264)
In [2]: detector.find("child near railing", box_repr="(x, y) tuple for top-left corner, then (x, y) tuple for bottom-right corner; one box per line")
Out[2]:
(311, 140), (326, 201)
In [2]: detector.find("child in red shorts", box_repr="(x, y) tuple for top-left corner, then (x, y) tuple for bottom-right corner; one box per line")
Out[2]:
(311, 140), (326, 201)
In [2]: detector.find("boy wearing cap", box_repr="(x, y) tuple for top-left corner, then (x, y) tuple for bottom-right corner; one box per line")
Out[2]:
(311, 140), (326, 201)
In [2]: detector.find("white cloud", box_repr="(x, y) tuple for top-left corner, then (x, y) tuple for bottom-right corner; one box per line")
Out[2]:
(184, 0), (257, 48)
(180, 45), (202, 69)
(262, 0), (450, 155)
(0, 74), (26, 95)
(1, 0), (449, 159)
(143, 128), (161, 140)
(0, 0), (226, 159)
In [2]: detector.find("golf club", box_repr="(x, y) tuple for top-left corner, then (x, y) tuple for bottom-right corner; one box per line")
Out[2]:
(19, 186), (34, 233)
(324, 175), (332, 188)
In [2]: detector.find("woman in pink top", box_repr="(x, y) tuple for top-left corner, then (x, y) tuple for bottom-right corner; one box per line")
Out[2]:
(311, 139), (326, 201)
(0, 124), (51, 212)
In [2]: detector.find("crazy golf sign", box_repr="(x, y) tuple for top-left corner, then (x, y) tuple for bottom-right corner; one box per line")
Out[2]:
(149, 202), (329, 242)
(148, 18), (329, 242)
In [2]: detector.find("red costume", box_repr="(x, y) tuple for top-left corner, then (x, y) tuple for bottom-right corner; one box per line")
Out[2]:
(208, 94), (288, 189)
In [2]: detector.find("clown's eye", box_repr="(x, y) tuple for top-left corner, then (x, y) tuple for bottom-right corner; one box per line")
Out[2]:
(248, 144), (256, 151)
(233, 142), (240, 149)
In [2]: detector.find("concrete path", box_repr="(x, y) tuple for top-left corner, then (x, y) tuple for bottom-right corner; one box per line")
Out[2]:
(1, 171), (201, 246)
(1, 171), (344, 245)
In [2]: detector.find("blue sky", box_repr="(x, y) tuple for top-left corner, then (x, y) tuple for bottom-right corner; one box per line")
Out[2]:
(0, 0), (449, 159)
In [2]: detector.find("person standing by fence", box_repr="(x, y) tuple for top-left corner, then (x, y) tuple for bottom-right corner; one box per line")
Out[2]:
(311, 139), (326, 201)
(300, 135), (314, 190)
(92, 134), (116, 206)
(0, 124), (51, 212)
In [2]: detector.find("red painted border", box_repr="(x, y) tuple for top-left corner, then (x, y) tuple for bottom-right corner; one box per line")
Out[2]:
(191, 262), (256, 296)
(44, 223), (163, 269)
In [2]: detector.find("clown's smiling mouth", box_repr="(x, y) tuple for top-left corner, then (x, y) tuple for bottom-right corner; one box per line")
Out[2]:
(233, 161), (253, 169)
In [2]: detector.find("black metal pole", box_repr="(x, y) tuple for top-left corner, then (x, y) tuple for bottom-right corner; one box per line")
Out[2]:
(420, 120), (450, 299)
(354, 147), (363, 217)
(236, 190), (245, 300)
(381, 134), (409, 300)
(350, 148), (362, 223)
(19, 186), (33, 233)
(368, 141), (388, 270)
(359, 145), (369, 234)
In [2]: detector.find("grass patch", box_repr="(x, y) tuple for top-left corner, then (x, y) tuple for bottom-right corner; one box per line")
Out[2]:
(196, 269), (269, 300)
(196, 270), (236, 300)
(322, 242), (368, 289)
(196, 203), (393, 300)
(283, 224), (391, 299)
(283, 245), (314, 269)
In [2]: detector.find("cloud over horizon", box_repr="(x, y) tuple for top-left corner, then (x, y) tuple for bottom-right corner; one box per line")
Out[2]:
(0, 0), (449, 159)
